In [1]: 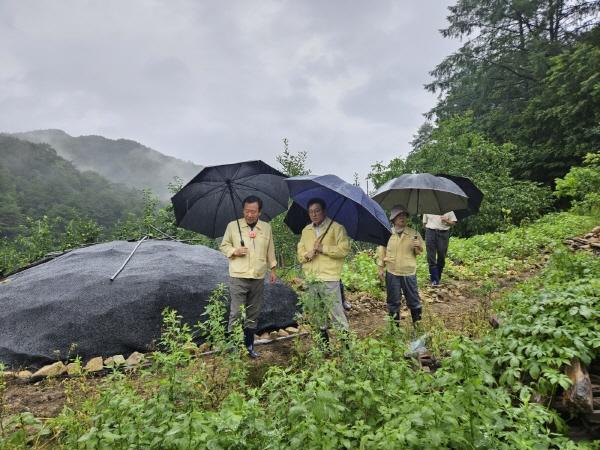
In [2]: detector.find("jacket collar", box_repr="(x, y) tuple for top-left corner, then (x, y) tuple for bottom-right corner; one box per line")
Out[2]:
(239, 219), (263, 230)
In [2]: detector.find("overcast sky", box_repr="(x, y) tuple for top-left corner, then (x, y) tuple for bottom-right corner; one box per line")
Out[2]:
(0, 0), (458, 187)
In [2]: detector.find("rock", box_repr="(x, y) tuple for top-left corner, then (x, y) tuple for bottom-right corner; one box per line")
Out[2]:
(183, 343), (199, 355)
(489, 315), (500, 329)
(2, 371), (15, 379)
(32, 362), (66, 380)
(197, 343), (210, 353)
(16, 370), (32, 380)
(0, 240), (299, 369)
(84, 357), (104, 372)
(269, 331), (279, 339)
(277, 329), (289, 337)
(563, 358), (593, 413)
(125, 352), (145, 366)
(66, 362), (82, 376)
(258, 332), (270, 340)
(285, 326), (299, 334)
(104, 355), (126, 368)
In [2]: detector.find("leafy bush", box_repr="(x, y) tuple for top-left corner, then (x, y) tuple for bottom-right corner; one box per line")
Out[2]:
(341, 251), (383, 298)
(0, 215), (102, 276)
(443, 212), (597, 282)
(483, 248), (600, 400)
(555, 152), (600, 215)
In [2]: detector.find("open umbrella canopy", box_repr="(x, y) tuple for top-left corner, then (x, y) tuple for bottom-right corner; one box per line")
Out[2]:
(284, 174), (391, 246)
(436, 174), (484, 220)
(171, 160), (289, 239)
(283, 201), (311, 235)
(371, 173), (468, 215)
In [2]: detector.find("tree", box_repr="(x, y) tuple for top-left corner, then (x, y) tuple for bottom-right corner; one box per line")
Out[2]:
(272, 138), (311, 268)
(367, 157), (407, 190)
(276, 138), (311, 177)
(426, 1), (600, 183)
(406, 114), (553, 235)
(512, 35), (600, 181)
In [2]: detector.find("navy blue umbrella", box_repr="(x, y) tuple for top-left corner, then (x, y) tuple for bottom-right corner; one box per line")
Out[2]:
(284, 174), (391, 246)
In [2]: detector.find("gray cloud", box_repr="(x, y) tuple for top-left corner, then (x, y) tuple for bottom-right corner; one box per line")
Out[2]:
(0, 0), (458, 187)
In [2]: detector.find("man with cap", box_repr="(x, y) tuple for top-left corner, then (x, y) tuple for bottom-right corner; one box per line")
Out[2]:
(297, 197), (350, 345)
(377, 205), (424, 327)
(220, 195), (277, 358)
(422, 212), (457, 286)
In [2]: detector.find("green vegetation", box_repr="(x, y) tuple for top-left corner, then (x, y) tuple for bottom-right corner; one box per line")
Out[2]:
(2, 225), (598, 447)
(0, 135), (143, 238)
(489, 250), (600, 395)
(556, 151), (600, 215)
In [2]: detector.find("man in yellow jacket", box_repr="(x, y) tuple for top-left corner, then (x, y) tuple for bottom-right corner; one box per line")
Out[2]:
(220, 195), (277, 358)
(297, 198), (350, 342)
(377, 205), (424, 326)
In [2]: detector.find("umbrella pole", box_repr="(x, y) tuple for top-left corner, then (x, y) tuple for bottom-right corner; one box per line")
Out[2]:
(319, 197), (347, 243)
(227, 184), (245, 247)
(110, 235), (148, 281)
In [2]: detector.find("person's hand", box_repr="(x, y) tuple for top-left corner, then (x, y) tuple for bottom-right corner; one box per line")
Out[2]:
(233, 247), (248, 257)
(305, 250), (316, 261)
(270, 269), (277, 284)
(313, 241), (323, 253)
(378, 267), (385, 281)
(411, 238), (421, 249)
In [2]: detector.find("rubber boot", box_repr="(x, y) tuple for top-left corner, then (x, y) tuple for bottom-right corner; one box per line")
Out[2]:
(428, 267), (439, 287)
(410, 308), (422, 324)
(340, 281), (351, 311)
(437, 266), (443, 285)
(244, 328), (260, 359)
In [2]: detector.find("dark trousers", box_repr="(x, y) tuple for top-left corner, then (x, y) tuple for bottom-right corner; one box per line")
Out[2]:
(228, 277), (264, 331)
(425, 228), (450, 282)
(385, 272), (421, 320)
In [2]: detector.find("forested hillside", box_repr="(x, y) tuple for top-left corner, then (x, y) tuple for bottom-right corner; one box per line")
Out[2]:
(12, 129), (202, 200)
(0, 135), (143, 237)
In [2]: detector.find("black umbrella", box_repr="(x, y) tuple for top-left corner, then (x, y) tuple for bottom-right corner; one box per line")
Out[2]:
(171, 160), (289, 243)
(370, 173), (468, 214)
(436, 174), (484, 220)
(283, 201), (310, 235)
(284, 174), (391, 246)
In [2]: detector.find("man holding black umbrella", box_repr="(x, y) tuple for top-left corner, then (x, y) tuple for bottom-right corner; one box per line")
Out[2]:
(220, 195), (277, 358)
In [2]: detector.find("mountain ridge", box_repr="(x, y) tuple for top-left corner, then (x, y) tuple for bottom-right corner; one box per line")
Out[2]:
(11, 129), (202, 200)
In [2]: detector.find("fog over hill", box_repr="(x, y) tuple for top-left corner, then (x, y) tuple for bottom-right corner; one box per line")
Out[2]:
(12, 130), (202, 200)
(0, 135), (143, 236)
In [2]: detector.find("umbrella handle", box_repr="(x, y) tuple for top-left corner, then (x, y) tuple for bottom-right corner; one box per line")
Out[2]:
(317, 197), (347, 244)
(227, 183), (245, 247)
